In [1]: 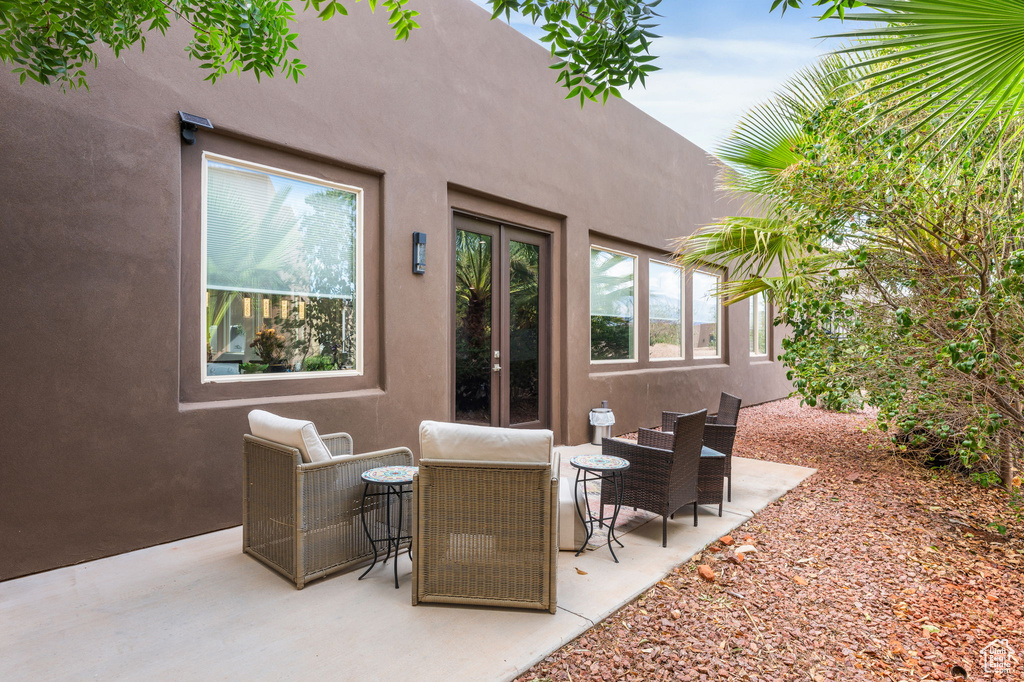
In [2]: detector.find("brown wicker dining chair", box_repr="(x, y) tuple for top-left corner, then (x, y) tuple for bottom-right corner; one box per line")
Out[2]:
(243, 410), (414, 589)
(662, 392), (742, 501)
(600, 410), (706, 547)
(411, 421), (558, 613)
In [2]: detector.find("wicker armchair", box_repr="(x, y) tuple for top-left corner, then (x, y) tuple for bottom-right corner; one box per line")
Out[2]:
(662, 392), (742, 501)
(411, 421), (558, 613)
(243, 411), (413, 589)
(600, 410), (706, 547)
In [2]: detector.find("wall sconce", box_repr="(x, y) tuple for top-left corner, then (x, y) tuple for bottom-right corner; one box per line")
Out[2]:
(243, 297), (252, 318)
(262, 298), (271, 319)
(412, 232), (427, 275)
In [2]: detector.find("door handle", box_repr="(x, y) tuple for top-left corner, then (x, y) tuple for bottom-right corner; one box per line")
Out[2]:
(493, 364), (502, 372)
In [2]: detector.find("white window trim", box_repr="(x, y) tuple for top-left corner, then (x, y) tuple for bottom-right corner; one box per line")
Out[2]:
(750, 291), (769, 357)
(691, 268), (723, 360)
(649, 258), (685, 362)
(590, 244), (639, 365)
(200, 151), (365, 384)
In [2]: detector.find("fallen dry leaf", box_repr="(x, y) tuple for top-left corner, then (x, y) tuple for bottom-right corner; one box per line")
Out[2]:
(574, 568), (587, 575)
(793, 575), (809, 586)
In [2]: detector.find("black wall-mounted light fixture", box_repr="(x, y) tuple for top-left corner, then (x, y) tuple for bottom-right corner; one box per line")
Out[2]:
(178, 111), (214, 145)
(412, 232), (427, 274)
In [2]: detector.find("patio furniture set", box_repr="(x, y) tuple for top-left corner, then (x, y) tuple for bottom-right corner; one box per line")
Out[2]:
(241, 393), (742, 613)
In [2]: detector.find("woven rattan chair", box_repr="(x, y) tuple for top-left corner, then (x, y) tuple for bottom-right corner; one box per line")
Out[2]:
(636, 426), (725, 519)
(243, 411), (413, 589)
(411, 421), (558, 613)
(662, 392), (742, 501)
(600, 410), (706, 547)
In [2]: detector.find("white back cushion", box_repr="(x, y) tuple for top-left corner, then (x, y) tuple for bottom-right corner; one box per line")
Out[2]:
(419, 421), (553, 464)
(248, 410), (332, 464)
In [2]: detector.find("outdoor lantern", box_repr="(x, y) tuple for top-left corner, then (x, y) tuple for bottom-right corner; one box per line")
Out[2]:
(262, 298), (270, 319)
(412, 231), (427, 274)
(281, 299), (290, 318)
(298, 301), (306, 320)
(243, 297), (252, 318)
(178, 111), (213, 145)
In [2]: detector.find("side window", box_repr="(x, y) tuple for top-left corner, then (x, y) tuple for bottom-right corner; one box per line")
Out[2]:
(691, 269), (721, 358)
(749, 291), (768, 356)
(649, 260), (683, 360)
(203, 154), (362, 381)
(590, 247), (636, 362)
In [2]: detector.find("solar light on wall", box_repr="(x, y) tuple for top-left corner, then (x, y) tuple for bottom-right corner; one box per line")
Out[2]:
(178, 111), (213, 145)
(412, 232), (427, 274)
(243, 297), (252, 318)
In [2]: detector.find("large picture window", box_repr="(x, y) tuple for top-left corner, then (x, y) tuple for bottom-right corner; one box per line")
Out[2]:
(590, 247), (636, 361)
(202, 154), (362, 380)
(692, 270), (721, 358)
(750, 291), (769, 356)
(649, 260), (683, 359)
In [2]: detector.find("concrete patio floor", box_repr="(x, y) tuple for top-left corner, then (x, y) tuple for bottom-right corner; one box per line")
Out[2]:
(1, 447), (814, 682)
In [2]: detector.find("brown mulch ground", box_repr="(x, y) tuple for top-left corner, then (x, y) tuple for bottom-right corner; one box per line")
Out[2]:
(519, 398), (1024, 681)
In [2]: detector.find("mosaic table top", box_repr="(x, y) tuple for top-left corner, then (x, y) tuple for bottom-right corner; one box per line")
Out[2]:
(361, 465), (419, 484)
(570, 454), (630, 471)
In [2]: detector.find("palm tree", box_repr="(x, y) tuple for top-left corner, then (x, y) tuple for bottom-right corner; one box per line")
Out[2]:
(825, 1), (1024, 172)
(674, 54), (864, 302)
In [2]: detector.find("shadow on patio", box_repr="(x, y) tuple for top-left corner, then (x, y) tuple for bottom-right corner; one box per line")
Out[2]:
(0, 449), (813, 682)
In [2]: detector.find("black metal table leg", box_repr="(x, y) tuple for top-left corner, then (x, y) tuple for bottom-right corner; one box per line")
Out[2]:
(358, 483), (378, 580)
(358, 466), (418, 588)
(393, 483), (403, 589)
(606, 471), (625, 562)
(574, 466), (594, 556)
(570, 455), (630, 562)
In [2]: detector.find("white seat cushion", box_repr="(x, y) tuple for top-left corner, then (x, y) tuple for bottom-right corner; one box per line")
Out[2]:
(558, 477), (587, 551)
(248, 410), (332, 464)
(418, 421), (553, 464)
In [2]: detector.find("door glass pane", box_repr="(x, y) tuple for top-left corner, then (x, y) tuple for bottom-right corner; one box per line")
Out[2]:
(509, 241), (540, 424)
(649, 260), (683, 359)
(455, 230), (492, 423)
(692, 270), (721, 357)
(590, 248), (635, 361)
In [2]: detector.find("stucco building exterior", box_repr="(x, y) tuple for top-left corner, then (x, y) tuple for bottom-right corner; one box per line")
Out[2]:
(0, 0), (792, 581)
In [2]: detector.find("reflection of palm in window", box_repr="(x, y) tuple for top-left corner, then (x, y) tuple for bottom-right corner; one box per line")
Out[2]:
(204, 156), (360, 376)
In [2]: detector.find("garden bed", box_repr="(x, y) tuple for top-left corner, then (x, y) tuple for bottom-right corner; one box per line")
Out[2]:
(520, 398), (1023, 681)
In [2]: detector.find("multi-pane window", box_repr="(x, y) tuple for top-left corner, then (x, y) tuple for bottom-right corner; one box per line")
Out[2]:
(590, 247), (636, 361)
(750, 291), (769, 356)
(692, 270), (721, 358)
(649, 260), (683, 359)
(203, 154), (361, 379)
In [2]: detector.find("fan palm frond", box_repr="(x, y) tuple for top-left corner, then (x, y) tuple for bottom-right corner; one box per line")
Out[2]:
(828, 0), (1024, 174)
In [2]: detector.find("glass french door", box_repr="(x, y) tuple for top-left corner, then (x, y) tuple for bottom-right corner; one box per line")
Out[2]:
(453, 213), (549, 429)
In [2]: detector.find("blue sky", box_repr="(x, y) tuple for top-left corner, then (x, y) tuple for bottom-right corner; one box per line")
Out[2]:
(470, 1), (843, 152)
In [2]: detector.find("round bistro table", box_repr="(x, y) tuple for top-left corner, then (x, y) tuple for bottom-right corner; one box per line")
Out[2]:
(358, 465), (418, 589)
(570, 454), (631, 563)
